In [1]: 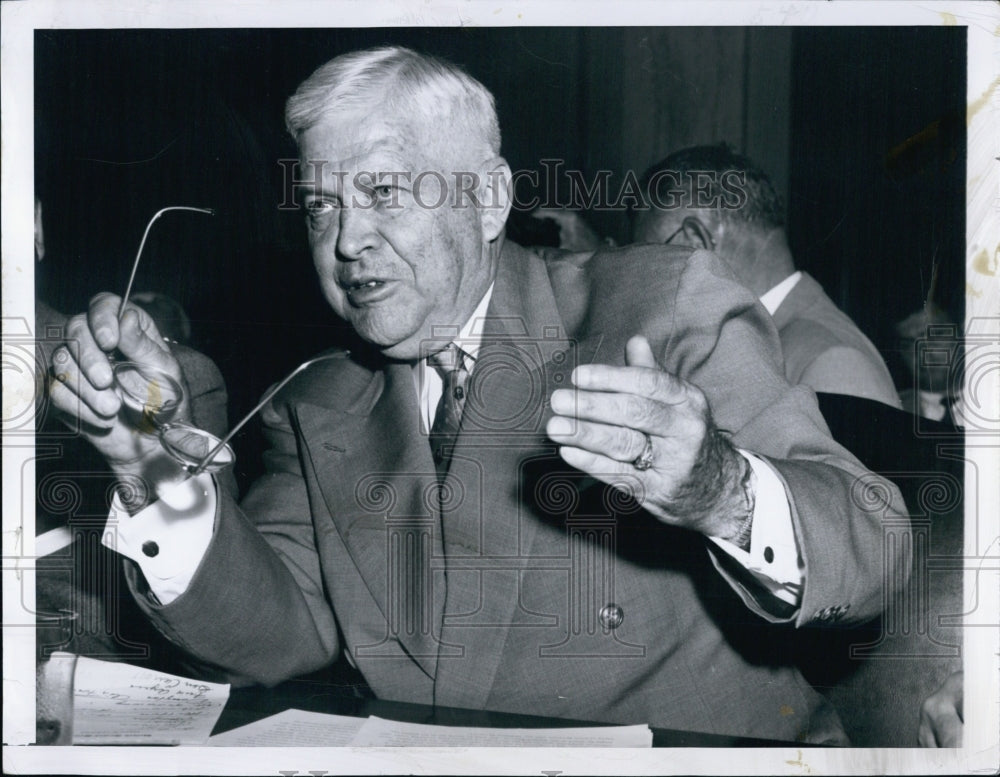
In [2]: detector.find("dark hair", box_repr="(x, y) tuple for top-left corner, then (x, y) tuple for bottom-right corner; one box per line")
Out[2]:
(635, 143), (785, 229)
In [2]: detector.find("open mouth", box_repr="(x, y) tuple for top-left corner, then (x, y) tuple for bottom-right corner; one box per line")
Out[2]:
(340, 278), (393, 303)
(345, 280), (385, 291)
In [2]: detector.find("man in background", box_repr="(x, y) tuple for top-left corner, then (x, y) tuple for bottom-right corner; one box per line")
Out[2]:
(631, 144), (902, 409)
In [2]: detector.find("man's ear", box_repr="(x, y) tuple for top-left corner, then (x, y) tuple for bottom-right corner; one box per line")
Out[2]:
(478, 157), (512, 242)
(681, 216), (715, 251)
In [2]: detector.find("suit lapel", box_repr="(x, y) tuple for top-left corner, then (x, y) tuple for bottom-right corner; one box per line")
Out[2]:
(434, 242), (577, 708)
(297, 360), (444, 678)
(291, 243), (590, 697)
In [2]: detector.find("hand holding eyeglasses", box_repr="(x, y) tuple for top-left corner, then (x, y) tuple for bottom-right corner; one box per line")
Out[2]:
(51, 290), (336, 482)
(49, 206), (351, 487)
(48, 292), (198, 476)
(48, 206), (234, 482)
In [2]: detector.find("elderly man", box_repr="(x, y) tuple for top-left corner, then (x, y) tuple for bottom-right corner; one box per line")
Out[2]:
(49, 47), (908, 744)
(631, 144), (902, 409)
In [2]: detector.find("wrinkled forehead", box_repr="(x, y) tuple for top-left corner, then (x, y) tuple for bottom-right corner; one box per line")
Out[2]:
(298, 112), (477, 182)
(299, 117), (418, 174)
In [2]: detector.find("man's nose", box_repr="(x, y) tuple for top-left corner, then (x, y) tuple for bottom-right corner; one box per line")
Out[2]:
(336, 205), (379, 261)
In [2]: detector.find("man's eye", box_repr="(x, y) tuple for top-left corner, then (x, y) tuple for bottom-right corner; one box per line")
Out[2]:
(305, 199), (336, 216)
(373, 185), (394, 201)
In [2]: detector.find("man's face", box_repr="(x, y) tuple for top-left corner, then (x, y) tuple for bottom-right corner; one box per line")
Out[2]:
(298, 112), (499, 360)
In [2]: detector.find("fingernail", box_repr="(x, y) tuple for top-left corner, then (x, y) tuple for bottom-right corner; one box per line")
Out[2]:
(548, 416), (574, 436)
(549, 389), (571, 413)
(93, 363), (113, 388)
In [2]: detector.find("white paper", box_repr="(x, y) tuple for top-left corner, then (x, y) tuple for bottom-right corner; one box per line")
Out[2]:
(72, 656), (230, 745)
(207, 708), (367, 746)
(207, 709), (652, 748)
(35, 525), (75, 557)
(350, 715), (653, 747)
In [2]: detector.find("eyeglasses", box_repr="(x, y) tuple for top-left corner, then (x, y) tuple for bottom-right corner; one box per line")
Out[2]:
(661, 223), (686, 245)
(110, 207), (230, 472)
(113, 207), (345, 475)
(661, 219), (714, 251)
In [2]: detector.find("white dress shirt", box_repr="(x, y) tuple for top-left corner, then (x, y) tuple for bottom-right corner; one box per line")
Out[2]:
(758, 271), (803, 316)
(105, 286), (803, 607)
(414, 284), (495, 433)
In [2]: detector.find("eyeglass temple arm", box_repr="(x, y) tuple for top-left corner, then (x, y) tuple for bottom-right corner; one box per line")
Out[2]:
(189, 352), (346, 476)
(117, 206), (215, 322)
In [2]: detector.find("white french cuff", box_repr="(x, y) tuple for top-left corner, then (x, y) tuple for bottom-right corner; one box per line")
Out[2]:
(709, 451), (803, 606)
(103, 473), (217, 605)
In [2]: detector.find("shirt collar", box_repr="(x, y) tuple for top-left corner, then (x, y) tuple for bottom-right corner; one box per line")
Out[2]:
(413, 283), (494, 428)
(445, 281), (495, 364)
(759, 271), (802, 315)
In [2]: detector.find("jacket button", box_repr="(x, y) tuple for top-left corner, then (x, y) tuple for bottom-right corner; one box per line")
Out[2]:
(599, 604), (624, 630)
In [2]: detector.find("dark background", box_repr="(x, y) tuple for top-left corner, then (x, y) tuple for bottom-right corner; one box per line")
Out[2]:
(35, 27), (966, 491)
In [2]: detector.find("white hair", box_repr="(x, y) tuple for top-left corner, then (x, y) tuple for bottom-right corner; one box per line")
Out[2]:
(285, 46), (501, 159)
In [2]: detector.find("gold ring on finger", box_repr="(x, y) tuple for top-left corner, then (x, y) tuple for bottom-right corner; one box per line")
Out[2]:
(631, 431), (655, 471)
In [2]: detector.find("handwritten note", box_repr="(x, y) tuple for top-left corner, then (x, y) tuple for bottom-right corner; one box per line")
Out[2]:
(72, 656), (229, 745)
(207, 709), (367, 746)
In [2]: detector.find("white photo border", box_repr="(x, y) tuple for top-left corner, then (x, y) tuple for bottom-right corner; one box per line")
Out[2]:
(3, 1), (997, 774)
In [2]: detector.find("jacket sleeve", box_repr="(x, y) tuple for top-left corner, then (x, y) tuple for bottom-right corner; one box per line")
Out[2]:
(173, 343), (238, 500)
(124, 393), (341, 686)
(661, 250), (911, 627)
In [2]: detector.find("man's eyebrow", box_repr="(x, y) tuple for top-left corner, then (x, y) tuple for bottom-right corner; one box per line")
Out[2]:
(296, 175), (340, 199)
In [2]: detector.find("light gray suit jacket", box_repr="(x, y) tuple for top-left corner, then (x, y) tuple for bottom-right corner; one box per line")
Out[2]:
(771, 273), (901, 408)
(126, 242), (910, 743)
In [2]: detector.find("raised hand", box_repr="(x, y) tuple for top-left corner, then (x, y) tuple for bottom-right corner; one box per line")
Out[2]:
(546, 335), (751, 543)
(47, 292), (192, 476)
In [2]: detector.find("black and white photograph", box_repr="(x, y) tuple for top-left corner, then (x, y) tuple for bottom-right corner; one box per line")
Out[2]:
(3, 2), (998, 774)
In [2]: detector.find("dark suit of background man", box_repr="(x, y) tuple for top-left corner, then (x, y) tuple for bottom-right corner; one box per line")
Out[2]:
(631, 144), (902, 410)
(49, 47), (909, 744)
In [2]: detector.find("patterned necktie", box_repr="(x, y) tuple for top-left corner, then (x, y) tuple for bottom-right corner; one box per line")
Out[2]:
(426, 343), (471, 479)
